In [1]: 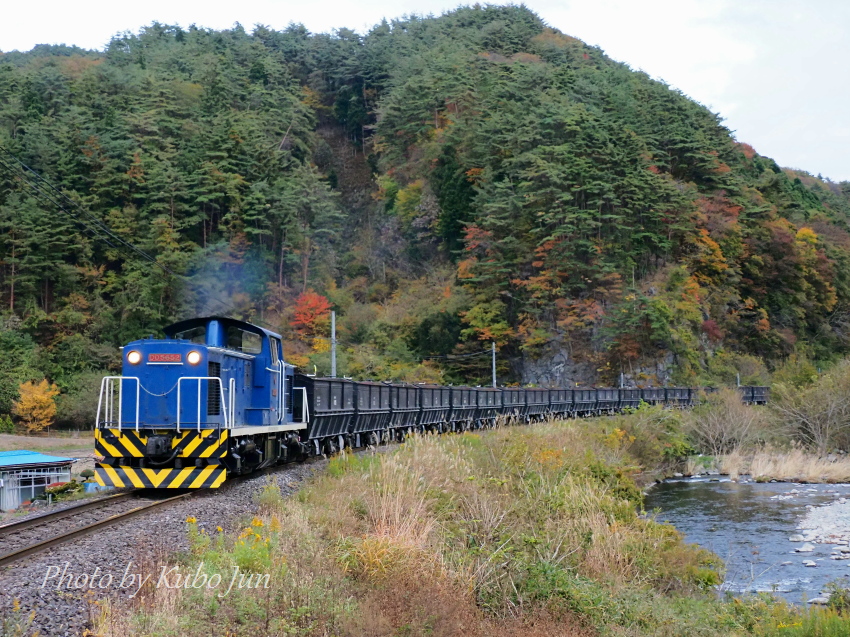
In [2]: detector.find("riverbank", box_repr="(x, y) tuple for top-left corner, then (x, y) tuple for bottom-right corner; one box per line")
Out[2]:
(87, 419), (850, 636)
(683, 448), (850, 484)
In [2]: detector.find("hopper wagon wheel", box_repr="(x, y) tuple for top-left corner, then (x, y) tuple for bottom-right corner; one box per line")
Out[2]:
(368, 431), (380, 448)
(323, 438), (338, 457)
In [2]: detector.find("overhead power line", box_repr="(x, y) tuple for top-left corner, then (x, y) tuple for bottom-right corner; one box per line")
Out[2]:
(421, 349), (493, 361)
(0, 146), (177, 275)
(0, 145), (281, 330)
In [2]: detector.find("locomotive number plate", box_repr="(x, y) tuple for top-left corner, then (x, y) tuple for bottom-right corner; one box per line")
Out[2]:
(148, 353), (182, 363)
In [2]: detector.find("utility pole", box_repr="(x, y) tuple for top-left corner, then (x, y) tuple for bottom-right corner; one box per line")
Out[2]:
(331, 311), (337, 378)
(491, 341), (496, 388)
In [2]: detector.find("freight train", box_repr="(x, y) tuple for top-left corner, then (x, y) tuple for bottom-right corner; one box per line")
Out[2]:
(93, 316), (769, 489)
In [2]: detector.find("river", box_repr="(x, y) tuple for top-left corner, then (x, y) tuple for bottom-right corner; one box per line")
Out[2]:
(644, 477), (850, 602)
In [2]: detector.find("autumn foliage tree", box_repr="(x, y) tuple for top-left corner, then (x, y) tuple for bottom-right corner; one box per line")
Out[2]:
(291, 291), (332, 339)
(13, 380), (60, 434)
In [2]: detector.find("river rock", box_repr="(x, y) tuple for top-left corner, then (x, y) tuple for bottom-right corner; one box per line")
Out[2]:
(790, 534), (805, 542)
(781, 561), (793, 566)
(673, 473), (683, 478)
(808, 596), (830, 604)
(803, 560), (818, 567)
(797, 543), (815, 552)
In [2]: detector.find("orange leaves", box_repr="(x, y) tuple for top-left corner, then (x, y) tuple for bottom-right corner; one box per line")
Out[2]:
(680, 273), (702, 304)
(688, 228), (728, 285)
(738, 143), (757, 160)
(465, 167), (484, 184)
(291, 290), (331, 338)
(530, 29), (582, 49)
(464, 225), (492, 252)
(457, 258), (477, 280)
(555, 298), (604, 333)
(534, 239), (558, 257)
(511, 275), (553, 292)
(126, 152), (144, 182)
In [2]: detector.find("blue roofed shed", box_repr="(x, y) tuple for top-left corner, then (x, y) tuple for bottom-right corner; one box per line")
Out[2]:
(0, 450), (76, 511)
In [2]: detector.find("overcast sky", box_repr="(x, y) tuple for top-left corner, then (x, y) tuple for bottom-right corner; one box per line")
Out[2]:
(1, 0), (847, 181)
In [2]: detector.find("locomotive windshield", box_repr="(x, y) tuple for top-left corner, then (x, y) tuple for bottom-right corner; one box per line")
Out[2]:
(174, 325), (205, 343)
(226, 325), (262, 354)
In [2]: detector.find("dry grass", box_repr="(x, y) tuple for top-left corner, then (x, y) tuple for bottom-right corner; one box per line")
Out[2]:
(99, 420), (837, 636)
(714, 446), (850, 483)
(709, 446), (850, 483)
(0, 431), (93, 453)
(745, 448), (850, 483)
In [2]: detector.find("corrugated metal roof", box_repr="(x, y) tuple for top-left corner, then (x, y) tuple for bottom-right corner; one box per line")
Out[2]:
(0, 449), (76, 469)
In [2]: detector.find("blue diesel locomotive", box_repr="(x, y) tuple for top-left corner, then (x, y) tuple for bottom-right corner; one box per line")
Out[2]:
(94, 316), (305, 489)
(94, 316), (769, 489)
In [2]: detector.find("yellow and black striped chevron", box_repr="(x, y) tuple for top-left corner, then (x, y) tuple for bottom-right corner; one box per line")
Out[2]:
(95, 429), (228, 459)
(172, 430), (228, 458)
(95, 429), (147, 458)
(94, 464), (227, 489)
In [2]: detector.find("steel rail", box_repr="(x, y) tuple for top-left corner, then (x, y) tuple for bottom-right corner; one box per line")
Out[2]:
(0, 492), (137, 535)
(0, 449), (351, 569)
(0, 492), (191, 568)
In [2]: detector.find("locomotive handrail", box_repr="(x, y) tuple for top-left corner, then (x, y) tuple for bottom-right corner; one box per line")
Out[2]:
(176, 377), (229, 432)
(229, 377), (236, 426)
(96, 376), (140, 432)
(278, 360), (284, 423)
(298, 387), (309, 424)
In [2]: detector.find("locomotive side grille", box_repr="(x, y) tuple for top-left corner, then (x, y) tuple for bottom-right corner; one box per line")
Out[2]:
(208, 361), (221, 416)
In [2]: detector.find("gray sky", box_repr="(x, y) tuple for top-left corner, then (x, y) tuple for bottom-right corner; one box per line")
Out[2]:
(2, 0), (847, 181)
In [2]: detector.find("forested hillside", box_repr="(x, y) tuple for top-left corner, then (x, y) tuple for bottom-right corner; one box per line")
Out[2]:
(1, 5), (849, 427)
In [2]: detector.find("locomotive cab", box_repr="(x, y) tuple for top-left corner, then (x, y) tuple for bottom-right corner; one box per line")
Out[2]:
(94, 317), (305, 489)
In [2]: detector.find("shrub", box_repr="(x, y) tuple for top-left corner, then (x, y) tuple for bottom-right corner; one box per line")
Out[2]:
(0, 414), (13, 434)
(773, 359), (850, 453)
(685, 388), (769, 455)
(42, 480), (84, 501)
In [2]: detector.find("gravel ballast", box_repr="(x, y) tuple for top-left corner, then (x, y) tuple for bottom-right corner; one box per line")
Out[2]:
(0, 461), (322, 636)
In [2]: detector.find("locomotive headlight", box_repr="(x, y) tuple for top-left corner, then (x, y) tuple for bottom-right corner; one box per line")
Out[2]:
(127, 350), (142, 365)
(186, 351), (202, 365)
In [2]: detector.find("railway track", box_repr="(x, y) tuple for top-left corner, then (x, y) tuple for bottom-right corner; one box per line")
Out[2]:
(0, 490), (193, 568)
(0, 447), (380, 570)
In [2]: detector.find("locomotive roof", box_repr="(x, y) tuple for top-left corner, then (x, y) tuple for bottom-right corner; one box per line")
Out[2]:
(164, 316), (281, 340)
